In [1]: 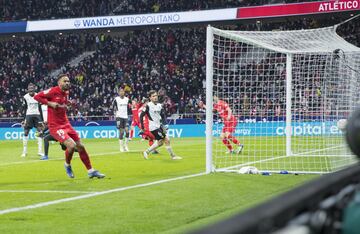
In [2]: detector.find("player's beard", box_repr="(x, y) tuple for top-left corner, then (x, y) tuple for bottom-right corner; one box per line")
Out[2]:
(62, 84), (70, 91)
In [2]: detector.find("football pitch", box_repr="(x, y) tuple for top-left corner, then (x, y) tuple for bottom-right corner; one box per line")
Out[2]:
(0, 137), (317, 233)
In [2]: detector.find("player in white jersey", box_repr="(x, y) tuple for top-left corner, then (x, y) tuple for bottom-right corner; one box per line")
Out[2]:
(140, 90), (182, 160)
(112, 88), (130, 152)
(21, 83), (44, 157)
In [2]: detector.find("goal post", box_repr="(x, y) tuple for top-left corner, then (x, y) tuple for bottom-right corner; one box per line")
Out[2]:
(206, 24), (360, 174)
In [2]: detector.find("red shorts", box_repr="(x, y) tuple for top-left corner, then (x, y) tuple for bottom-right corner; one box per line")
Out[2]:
(50, 123), (80, 143)
(222, 120), (237, 134)
(131, 120), (140, 128)
(142, 130), (155, 140)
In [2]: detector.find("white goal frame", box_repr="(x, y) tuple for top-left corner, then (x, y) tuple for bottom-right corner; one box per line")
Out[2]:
(205, 24), (360, 174)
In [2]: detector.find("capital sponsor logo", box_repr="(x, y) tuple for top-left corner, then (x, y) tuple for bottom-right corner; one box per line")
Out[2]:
(276, 123), (341, 136)
(11, 123), (22, 128)
(85, 121), (100, 126)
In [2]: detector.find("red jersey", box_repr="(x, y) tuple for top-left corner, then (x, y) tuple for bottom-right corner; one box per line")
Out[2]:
(138, 103), (149, 130)
(131, 103), (142, 123)
(214, 100), (236, 122)
(34, 86), (70, 129)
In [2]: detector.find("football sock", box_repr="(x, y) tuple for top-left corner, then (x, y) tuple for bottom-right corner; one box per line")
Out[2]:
(44, 138), (50, 156)
(147, 141), (159, 153)
(79, 148), (92, 170)
(222, 138), (233, 151)
(129, 129), (134, 138)
(149, 140), (154, 146)
(88, 168), (95, 173)
(228, 135), (239, 145)
(165, 146), (175, 157)
(119, 139), (123, 147)
(37, 136), (43, 154)
(65, 149), (74, 164)
(23, 135), (28, 153)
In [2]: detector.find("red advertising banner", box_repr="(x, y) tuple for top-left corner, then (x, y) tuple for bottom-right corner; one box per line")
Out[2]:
(237, 0), (360, 19)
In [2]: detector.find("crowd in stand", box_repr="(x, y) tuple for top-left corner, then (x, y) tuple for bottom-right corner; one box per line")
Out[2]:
(0, 14), (359, 119)
(1, 0), (320, 21)
(0, 34), (85, 117)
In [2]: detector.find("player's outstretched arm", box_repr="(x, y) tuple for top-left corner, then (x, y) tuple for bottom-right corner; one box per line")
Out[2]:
(34, 90), (49, 105)
(34, 90), (60, 109)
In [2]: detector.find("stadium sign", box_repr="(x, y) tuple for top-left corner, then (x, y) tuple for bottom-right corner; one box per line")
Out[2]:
(1, 0), (358, 34)
(26, 9), (237, 32)
(236, 0), (360, 19)
(0, 122), (343, 140)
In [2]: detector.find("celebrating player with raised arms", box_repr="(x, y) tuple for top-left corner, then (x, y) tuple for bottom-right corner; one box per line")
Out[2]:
(200, 95), (243, 154)
(112, 88), (130, 152)
(21, 83), (44, 157)
(140, 90), (181, 160)
(34, 74), (105, 179)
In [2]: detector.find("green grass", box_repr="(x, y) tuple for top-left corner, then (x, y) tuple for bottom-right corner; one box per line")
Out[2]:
(0, 137), (317, 233)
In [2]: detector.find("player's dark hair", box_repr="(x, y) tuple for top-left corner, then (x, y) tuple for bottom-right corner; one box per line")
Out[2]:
(57, 74), (68, 81)
(148, 90), (157, 98)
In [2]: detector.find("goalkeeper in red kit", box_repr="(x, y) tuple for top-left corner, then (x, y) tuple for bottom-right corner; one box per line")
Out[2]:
(200, 95), (243, 154)
(34, 74), (105, 179)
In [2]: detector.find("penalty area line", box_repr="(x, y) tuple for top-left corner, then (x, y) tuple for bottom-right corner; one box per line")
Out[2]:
(0, 172), (205, 215)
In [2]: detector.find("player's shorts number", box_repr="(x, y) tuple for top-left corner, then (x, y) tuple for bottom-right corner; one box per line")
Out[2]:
(56, 129), (66, 140)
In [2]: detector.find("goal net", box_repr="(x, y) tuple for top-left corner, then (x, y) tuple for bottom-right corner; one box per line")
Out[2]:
(206, 24), (360, 174)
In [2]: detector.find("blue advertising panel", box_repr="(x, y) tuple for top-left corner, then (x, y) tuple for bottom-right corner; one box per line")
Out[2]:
(0, 121), (343, 140)
(0, 21), (27, 34)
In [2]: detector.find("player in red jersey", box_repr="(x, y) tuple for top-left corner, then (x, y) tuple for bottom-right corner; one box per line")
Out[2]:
(200, 95), (243, 154)
(138, 99), (156, 150)
(129, 98), (142, 140)
(34, 74), (105, 179)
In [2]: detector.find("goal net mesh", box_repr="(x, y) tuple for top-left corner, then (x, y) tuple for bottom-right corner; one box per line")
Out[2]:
(207, 25), (360, 174)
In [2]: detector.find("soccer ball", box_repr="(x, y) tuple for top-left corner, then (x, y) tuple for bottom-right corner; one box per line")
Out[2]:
(238, 166), (259, 174)
(337, 119), (347, 131)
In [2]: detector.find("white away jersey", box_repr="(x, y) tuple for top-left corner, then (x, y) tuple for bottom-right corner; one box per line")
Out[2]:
(145, 102), (163, 131)
(113, 96), (129, 118)
(23, 93), (41, 116)
(41, 104), (48, 122)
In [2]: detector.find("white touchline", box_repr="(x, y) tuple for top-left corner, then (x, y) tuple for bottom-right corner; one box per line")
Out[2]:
(0, 190), (94, 194)
(0, 172), (206, 215)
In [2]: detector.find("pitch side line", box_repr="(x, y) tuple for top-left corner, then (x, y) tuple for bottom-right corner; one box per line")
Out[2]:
(0, 190), (94, 194)
(0, 172), (205, 215)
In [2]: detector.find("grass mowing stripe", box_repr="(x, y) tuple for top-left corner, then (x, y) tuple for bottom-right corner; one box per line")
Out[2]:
(0, 148), (204, 167)
(0, 172), (205, 215)
(0, 190), (94, 194)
